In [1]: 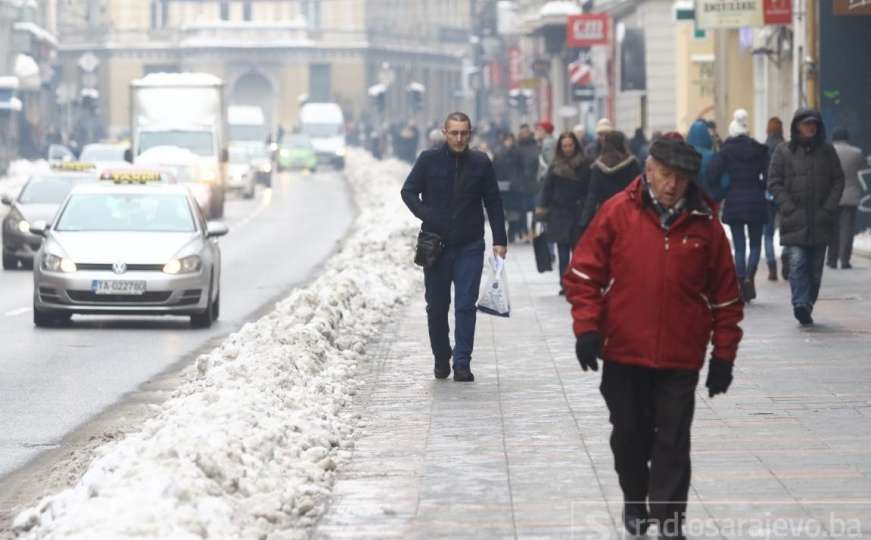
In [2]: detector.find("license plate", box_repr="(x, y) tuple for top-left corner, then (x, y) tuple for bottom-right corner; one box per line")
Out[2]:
(91, 280), (147, 295)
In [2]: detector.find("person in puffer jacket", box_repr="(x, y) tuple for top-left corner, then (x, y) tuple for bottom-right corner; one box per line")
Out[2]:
(565, 133), (744, 540)
(767, 109), (844, 326)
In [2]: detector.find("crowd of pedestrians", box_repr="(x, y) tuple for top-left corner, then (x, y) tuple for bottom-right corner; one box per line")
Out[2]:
(401, 109), (864, 540)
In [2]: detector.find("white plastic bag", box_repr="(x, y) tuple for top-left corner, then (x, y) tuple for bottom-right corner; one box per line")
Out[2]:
(477, 255), (510, 317)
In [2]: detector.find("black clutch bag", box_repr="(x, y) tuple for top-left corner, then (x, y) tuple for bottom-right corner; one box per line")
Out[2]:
(414, 231), (444, 269)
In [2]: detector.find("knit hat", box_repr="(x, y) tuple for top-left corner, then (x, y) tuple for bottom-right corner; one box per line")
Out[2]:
(536, 120), (554, 135)
(729, 108), (750, 137)
(595, 118), (613, 134)
(648, 132), (702, 177)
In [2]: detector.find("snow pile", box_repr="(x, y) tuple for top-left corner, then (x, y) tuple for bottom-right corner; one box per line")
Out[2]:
(13, 150), (419, 540)
(0, 159), (44, 199)
(854, 229), (871, 254)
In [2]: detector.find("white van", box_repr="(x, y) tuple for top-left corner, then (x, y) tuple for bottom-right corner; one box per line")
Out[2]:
(299, 102), (346, 169)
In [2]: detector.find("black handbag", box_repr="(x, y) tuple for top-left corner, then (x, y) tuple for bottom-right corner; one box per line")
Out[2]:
(414, 230), (444, 269)
(532, 222), (553, 273)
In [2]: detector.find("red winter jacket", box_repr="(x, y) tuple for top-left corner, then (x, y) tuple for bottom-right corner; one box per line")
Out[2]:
(565, 177), (743, 370)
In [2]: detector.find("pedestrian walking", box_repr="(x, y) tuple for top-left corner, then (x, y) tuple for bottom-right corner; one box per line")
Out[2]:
(707, 112), (770, 302)
(686, 119), (720, 200)
(494, 133), (525, 242)
(767, 109), (845, 326)
(535, 132), (591, 294)
(764, 117), (786, 281)
(579, 130), (641, 232)
(401, 112), (508, 382)
(629, 127), (650, 163)
(565, 133), (744, 540)
(828, 128), (865, 270)
(516, 124), (541, 241)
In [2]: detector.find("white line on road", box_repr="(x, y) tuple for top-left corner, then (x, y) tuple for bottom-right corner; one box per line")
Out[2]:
(5, 307), (31, 317)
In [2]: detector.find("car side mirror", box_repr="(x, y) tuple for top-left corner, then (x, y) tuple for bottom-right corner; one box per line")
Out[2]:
(30, 220), (49, 237)
(220, 148), (229, 163)
(0, 194), (11, 206)
(206, 221), (229, 238)
(123, 148), (133, 163)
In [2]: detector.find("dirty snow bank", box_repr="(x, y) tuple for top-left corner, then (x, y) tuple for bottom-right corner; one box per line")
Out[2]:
(13, 150), (418, 540)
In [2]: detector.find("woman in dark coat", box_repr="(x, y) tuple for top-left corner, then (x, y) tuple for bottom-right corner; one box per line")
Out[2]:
(764, 117), (786, 280)
(536, 131), (591, 294)
(579, 130), (641, 231)
(706, 121), (770, 301)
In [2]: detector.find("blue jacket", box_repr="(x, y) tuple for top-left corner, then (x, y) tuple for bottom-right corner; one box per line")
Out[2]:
(401, 144), (508, 247)
(686, 120), (721, 200)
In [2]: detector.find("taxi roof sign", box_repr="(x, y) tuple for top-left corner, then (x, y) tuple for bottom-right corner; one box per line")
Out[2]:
(101, 169), (163, 184)
(50, 161), (96, 172)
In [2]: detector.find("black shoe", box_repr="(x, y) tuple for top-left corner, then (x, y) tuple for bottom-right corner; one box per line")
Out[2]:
(842, 262), (852, 269)
(434, 365), (451, 379)
(453, 368), (475, 382)
(623, 503), (649, 536)
(794, 304), (814, 326)
(827, 261), (837, 269)
(558, 288), (565, 296)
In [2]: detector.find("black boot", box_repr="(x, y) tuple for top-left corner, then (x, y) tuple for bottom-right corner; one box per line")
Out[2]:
(767, 261), (777, 281)
(453, 368), (475, 382)
(623, 503), (649, 536)
(433, 357), (451, 379)
(744, 268), (757, 301)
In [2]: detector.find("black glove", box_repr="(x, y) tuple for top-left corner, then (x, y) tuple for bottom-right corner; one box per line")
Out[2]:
(575, 332), (601, 372)
(705, 357), (733, 398)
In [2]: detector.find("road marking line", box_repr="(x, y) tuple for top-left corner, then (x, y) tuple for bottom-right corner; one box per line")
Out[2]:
(232, 187), (273, 232)
(5, 307), (31, 317)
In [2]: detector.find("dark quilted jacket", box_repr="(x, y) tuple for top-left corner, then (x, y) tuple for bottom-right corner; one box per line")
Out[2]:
(707, 135), (769, 225)
(767, 109), (845, 246)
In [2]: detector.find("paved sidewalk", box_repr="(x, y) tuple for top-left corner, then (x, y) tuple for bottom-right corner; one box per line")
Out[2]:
(313, 245), (871, 540)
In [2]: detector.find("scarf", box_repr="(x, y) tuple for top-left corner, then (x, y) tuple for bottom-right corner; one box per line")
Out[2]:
(552, 152), (586, 180)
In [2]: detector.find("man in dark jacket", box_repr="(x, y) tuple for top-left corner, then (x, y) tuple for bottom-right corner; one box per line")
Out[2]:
(516, 124), (541, 240)
(565, 133), (743, 540)
(401, 112), (507, 382)
(768, 109), (845, 325)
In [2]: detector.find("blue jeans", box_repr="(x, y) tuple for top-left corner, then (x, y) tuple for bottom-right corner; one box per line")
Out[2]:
(729, 222), (763, 279)
(424, 239), (485, 370)
(763, 203), (777, 265)
(785, 245), (827, 307)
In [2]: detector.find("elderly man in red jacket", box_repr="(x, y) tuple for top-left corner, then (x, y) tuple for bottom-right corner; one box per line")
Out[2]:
(565, 133), (744, 540)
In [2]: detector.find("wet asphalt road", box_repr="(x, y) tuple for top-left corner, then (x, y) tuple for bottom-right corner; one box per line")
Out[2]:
(0, 170), (353, 477)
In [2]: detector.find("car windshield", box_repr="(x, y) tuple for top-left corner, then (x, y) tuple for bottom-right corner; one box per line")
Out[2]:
(282, 135), (313, 149)
(302, 123), (342, 137)
(81, 146), (125, 162)
(229, 125), (267, 142)
(56, 193), (195, 233)
(228, 147), (250, 163)
(18, 174), (99, 204)
(139, 131), (214, 157)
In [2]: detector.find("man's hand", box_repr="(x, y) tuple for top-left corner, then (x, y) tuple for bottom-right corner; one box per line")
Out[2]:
(575, 332), (601, 372)
(493, 245), (507, 259)
(705, 357), (733, 398)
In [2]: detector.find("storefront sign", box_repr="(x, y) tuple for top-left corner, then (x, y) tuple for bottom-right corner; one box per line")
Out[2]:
(694, 0), (764, 28)
(566, 14), (609, 47)
(763, 0), (792, 24)
(834, 0), (871, 15)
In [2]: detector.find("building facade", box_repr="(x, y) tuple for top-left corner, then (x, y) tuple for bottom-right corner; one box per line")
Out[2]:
(56, 0), (471, 139)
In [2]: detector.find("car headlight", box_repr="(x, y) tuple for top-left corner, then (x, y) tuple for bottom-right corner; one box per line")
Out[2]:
(163, 255), (201, 275)
(199, 167), (218, 183)
(43, 253), (77, 273)
(17, 220), (30, 233)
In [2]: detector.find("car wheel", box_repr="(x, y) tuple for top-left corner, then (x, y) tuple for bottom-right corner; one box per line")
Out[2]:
(190, 278), (214, 329)
(3, 252), (17, 270)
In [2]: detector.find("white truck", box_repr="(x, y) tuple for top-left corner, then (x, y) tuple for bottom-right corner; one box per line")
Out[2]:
(130, 73), (228, 218)
(299, 102), (346, 169)
(228, 105), (272, 186)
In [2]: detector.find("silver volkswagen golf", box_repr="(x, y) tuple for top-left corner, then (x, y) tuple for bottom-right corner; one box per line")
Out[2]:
(31, 182), (227, 328)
